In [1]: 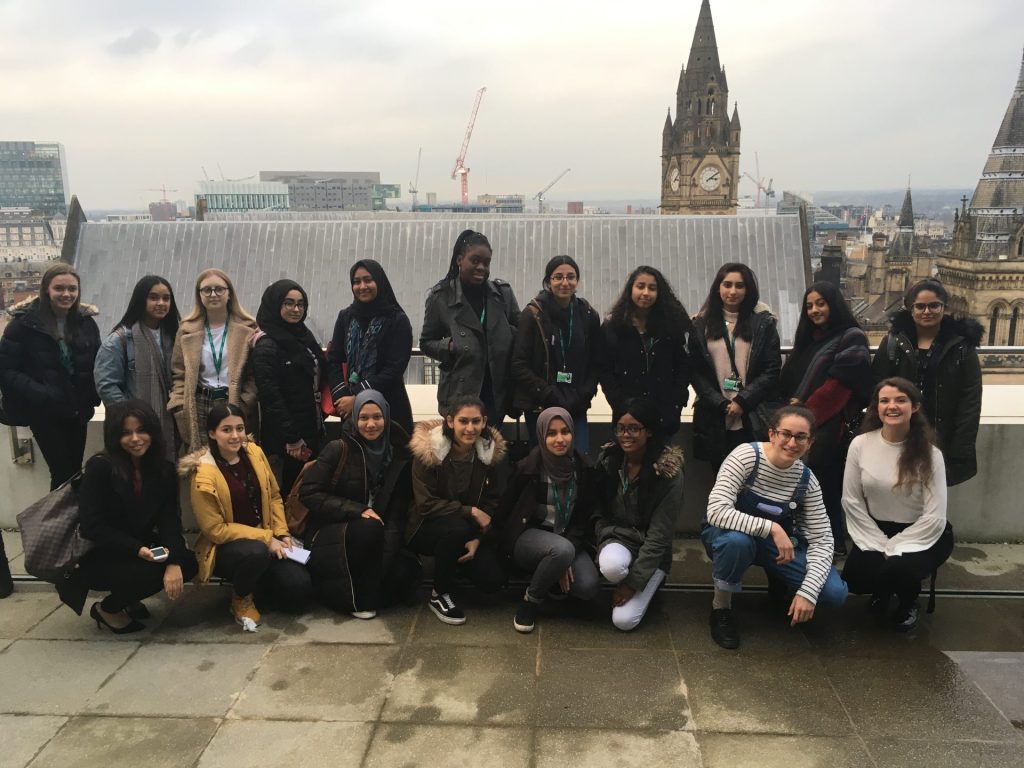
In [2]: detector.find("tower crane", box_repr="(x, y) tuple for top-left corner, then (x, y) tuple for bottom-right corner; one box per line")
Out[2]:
(451, 87), (486, 205)
(144, 186), (179, 201)
(533, 168), (571, 213)
(741, 152), (774, 209)
(409, 147), (422, 211)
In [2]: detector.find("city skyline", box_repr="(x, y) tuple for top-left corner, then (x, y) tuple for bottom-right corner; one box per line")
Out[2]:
(1, 0), (1021, 208)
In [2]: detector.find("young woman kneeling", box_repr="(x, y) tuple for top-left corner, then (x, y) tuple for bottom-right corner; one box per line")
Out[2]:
(702, 405), (848, 650)
(496, 407), (599, 633)
(180, 404), (312, 631)
(593, 398), (684, 632)
(408, 395), (507, 625)
(79, 400), (198, 633)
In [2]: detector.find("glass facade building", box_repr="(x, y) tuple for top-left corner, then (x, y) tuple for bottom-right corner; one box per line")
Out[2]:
(0, 142), (71, 217)
(195, 181), (289, 214)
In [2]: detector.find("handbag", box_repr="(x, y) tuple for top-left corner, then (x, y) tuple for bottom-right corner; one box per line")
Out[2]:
(16, 473), (94, 584)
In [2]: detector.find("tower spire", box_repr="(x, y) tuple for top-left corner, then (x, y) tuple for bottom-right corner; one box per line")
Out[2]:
(686, 0), (721, 76)
(898, 184), (914, 229)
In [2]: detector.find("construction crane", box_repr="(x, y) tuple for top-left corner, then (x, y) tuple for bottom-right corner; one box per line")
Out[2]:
(144, 186), (179, 201)
(409, 147), (422, 211)
(742, 152), (774, 209)
(533, 168), (571, 213)
(451, 87), (486, 205)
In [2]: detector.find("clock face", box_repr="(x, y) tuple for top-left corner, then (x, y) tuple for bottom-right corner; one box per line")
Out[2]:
(699, 166), (722, 192)
(669, 167), (680, 192)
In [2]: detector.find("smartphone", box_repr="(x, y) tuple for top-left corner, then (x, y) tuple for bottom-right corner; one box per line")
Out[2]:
(149, 546), (169, 562)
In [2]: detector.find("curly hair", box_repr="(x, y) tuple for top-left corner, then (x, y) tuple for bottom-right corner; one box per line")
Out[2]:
(860, 377), (936, 491)
(605, 265), (692, 338)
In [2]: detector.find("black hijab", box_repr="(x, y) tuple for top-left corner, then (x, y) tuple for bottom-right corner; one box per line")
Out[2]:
(256, 279), (321, 370)
(348, 259), (402, 321)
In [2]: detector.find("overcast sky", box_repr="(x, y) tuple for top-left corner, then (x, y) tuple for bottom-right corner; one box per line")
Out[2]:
(2, 0), (1022, 209)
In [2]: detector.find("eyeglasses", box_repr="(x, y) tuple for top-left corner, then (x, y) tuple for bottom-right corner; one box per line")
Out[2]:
(772, 429), (811, 445)
(911, 301), (944, 313)
(282, 300), (307, 310)
(549, 274), (577, 283)
(199, 286), (228, 297)
(614, 424), (645, 436)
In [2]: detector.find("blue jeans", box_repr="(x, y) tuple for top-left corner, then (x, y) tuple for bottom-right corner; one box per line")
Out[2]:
(526, 412), (590, 456)
(700, 525), (848, 608)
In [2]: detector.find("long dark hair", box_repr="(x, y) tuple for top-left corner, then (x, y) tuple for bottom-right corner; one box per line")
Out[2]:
(699, 262), (760, 341)
(205, 402), (247, 461)
(860, 377), (936, 491)
(103, 399), (167, 485)
(606, 265), (692, 338)
(435, 229), (492, 288)
(791, 281), (860, 352)
(113, 275), (180, 336)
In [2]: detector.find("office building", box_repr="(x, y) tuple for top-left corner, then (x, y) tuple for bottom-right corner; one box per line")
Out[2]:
(260, 171), (381, 211)
(0, 142), (71, 217)
(195, 180), (289, 215)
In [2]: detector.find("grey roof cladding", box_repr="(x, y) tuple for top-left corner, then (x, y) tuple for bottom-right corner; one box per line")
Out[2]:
(71, 214), (808, 346)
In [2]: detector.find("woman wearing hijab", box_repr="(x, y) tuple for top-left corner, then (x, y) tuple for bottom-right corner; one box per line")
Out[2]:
(495, 407), (599, 634)
(299, 390), (415, 618)
(327, 260), (413, 433)
(252, 279), (327, 496)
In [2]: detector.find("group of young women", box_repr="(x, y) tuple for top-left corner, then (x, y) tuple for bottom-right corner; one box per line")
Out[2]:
(0, 234), (982, 645)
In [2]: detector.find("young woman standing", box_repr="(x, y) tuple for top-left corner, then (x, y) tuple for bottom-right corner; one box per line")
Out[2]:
(511, 255), (602, 452)
(842, 378), (953, 631)
(420, 230), (520, 426)
(168, 269), (258, 453)
(871, 279), (982, 487)
(94, 275), (181, 461)
(0, 263), (101, 489)
(689, 263), (781, 468)
(601, 266), (692, 440)
(252, 279), (326, 496)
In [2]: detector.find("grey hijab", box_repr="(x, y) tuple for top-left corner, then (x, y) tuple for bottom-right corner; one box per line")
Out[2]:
(536, 407), (575, 484)
(346, 389), (392, 486)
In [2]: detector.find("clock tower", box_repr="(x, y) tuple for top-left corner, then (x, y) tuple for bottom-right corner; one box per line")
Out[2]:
(661, 0), (740, 215)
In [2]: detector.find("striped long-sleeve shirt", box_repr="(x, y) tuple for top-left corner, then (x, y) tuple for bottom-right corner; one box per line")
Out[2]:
(706, 442), (834, 604)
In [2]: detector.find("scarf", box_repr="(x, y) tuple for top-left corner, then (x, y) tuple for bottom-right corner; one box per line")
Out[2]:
(344, 261), (402, 383)
(344, 389), (392, 502)
(132, 322), (176, 461)
(781, 326), (872, 405)
(255, 279), (321, 376)
(536, 407), (575, 522)
(348, 259), (401, 320)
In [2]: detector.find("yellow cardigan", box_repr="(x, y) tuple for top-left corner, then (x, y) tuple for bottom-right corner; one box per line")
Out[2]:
(180, 442), (289, 583)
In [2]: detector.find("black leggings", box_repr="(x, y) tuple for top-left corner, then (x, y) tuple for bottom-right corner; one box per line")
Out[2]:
(309, 517), (385, 613)
(407, 514), (505, 596)
(842, 524), (954, 608)
(214, 539), (313, 612)
(31, 418), (89, 491)
(80, 549), (199, 613)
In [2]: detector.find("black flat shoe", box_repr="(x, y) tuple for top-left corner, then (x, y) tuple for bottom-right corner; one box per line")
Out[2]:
(125, 601), (151, 620)
(891, 601), (919, 632)
(868, 592), (891, 619)
(710, 608), (740, 650)
(90, 602), (145, 634)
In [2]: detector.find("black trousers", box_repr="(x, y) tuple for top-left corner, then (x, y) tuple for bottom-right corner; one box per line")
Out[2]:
(31, 418), (89, 490)
(80, 549), (199, 613)
(809, 457), (847, 546)
(214, 539), (313, 612)
(309, 517), (386, 613)
(407, 514), (505, 596)
(842, 524), (954, 608)
(0, 534), (14, 597)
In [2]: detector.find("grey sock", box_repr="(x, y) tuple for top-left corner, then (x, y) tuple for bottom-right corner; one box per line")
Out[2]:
(712, 589), (733, 610)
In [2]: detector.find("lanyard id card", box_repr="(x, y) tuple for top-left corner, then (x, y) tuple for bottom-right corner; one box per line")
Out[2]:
(556, 371), (573, 384)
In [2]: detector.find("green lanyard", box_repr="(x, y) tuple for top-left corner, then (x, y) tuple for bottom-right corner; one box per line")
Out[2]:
(479, 305), (486, 327)
(722, 323), (740, 379)
(205, 318), (229, 377)
(552, 475), (576, 527)
(557, 300), (575, 370)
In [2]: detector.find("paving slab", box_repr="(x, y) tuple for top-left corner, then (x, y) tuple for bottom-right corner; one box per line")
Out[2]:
(149, 584), (292, 644)
(0, 714), (66, 768)
(943, 543), (1024, 591)
(7, 554), (25, 576)
(197, 720), (373, 768)
(362, 724), (531, 768)
(2, 530), (23, 560)
(232, 643), (399, 722)
(0, 639), (137, 715)
(682, 653), (851, 736)
(278, 605), (417, 645)
(535, 728), (701, 767)
(537, 592), (674, 651)
(666, 592), (815, 656)
(382, 645), (537, 725)
(865, 738), (1024, 767)
(410, 595), (539, 648)
(537, 648), (690, 730)
(27, 716), (218, 768)
(823, 654), (1021, 741)
(84, 642), (268, 717)
(696, 734), (872, 768)
(0, 592), (60, 639)
(27, 596), (172, 641)
(945, 651), (1024, 728)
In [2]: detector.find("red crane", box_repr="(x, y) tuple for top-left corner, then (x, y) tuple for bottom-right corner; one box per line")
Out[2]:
(451, 86), (486, 205)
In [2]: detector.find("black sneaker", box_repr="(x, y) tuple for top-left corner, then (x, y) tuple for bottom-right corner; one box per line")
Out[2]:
(513, 601), (538, 633)
(891, 601), (919, 632)
(710, 608), (740, 650)
(428, 593), (466, 625)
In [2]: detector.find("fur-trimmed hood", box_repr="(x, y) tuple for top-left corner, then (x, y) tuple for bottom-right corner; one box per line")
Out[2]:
(889, 310), (984, 348)
(409, 419), (506, 468)
(6, 296), (99, 321)
(176, 438), (259, 477)
(597, 442), (685, 479)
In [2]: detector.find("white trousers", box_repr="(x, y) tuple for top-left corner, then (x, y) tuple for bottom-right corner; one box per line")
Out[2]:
(598, 542), (666, 632)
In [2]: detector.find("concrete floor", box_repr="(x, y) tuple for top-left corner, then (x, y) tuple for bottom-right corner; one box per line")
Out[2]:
(1, 531), (1023, 768)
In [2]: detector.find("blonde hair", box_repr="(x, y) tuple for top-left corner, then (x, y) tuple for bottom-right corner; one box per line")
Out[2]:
(182, 268), (254, 324)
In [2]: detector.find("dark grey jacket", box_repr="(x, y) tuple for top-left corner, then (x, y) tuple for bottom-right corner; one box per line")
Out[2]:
(420, 277), (520, 417)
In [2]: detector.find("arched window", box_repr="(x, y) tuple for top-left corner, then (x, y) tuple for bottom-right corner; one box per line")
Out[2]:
(697, 100), (702, 116)
(989, 306), (1002, 345)
(1010, 306), (1021, 346)
(1018, 237), (1023, 257)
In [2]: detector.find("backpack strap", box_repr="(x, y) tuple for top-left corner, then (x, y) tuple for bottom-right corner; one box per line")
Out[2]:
(329, 439), (350, 489)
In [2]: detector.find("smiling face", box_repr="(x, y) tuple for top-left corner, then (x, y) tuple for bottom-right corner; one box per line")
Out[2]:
(909, 289), (945, 331)
(198, 275), (229, 314)
(631, 272), (658, 312)
(544, 417), (573, 457)
(877, 385), (918, 430)
(446, 405), (486, 449)
(356, 402), (386, 441)
(805, 291), (830, 327)
(279, 289), (306, 324)
(614, 413), (650, 456)
(209, 415), (246, 459)
(767, 414), (813, 466)
(145, 283), (172, 326)
(719, 271), (747, 312)
(352, 266), (378, 303)
(47, 274), (79, 315)
(547, 264), (578, 304)
(457, 245), (491, 286)
(119, 415), (152, 460)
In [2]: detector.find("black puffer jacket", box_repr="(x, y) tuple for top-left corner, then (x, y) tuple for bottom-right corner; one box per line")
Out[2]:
(871, 312), (983, 486)
(0, 298), (101, 424)
(688, 309), (781, 462)
(251, 334), (326, 455)
(601, 320), (689, 436)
